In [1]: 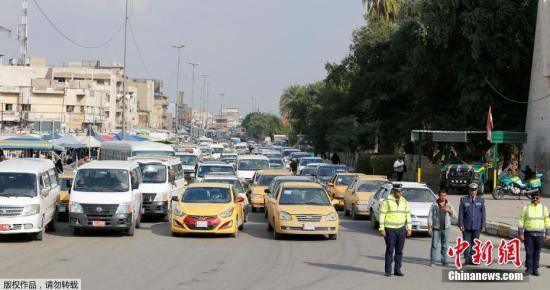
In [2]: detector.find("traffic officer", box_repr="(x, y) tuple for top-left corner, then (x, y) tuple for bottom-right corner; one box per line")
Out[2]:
(458, 183), (486, 265)
(518, 190), (550, 276)
(379, 183), (412, 277)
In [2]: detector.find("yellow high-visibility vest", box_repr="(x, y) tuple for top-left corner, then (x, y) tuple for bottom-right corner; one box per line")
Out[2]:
(379, 195), (412, 230)
(518, 202), (550, 234)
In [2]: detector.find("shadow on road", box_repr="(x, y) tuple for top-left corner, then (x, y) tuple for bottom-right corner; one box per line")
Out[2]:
(303, 262), (387, 276)
(0, 234), (34, 243)
(364, 255), (432, 266)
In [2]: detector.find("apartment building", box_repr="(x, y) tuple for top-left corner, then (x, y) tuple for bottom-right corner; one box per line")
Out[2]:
(0, 57), (169, 132)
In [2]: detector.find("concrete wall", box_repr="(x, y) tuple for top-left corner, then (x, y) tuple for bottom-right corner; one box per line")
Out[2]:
(524, 0), (550, 195)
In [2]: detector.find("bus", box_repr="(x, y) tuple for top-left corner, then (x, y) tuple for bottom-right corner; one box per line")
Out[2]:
(99, 141), (175, 160)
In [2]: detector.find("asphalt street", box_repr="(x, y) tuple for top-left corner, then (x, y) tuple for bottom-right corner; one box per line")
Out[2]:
(0, 213), (548, 290)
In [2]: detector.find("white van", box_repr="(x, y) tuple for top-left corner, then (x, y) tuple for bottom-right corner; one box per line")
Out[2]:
(129, 157), (186, 219)
(210, 144), (225, 160)
(236, 155), (270, 184)
(69, 161), (143, 236)
(0, 159), (60, 240)
(99, 141), (175, 160)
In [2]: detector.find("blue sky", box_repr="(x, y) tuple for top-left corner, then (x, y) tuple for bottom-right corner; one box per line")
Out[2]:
(0, 0), (366, 115)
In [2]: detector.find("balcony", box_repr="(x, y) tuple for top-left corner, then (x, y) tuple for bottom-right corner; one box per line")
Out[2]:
(31, 79), (64, 95)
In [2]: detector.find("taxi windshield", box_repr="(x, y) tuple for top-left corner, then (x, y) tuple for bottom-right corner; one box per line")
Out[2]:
(357, 180), (385, 192)
(182, 187), (231, 203)
(278, 188), (330, 206)
(335, 175), (355, 185)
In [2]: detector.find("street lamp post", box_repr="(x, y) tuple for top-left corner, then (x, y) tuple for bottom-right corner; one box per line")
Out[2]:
(219, 93), (225, 130)
(172, 44), (185, 134)
(121, 0), (129, 139)
(189, 61), (198, 137)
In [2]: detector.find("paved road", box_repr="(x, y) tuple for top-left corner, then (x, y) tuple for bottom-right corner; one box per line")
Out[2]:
(0, 213), (548, 290)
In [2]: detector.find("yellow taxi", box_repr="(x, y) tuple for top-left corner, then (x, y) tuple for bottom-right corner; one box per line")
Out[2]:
(248, 169), (291, 212)
(170, 183), (245, 237)
(326, 173), (365, 210)
(343, 175), (388, 220)
(58, 171), (75, 217)
(266, 182), (339, 240)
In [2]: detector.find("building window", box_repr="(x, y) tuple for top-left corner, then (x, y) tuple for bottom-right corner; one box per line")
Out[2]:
(105, 111), (110, 118)
(66, 105), (75, 113)
(21, 104), (31, 111)
(4, 104), (13, 111)
(80, 106), (85, 113)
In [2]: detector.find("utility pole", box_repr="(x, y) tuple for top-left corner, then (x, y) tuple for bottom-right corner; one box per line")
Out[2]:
(201, 74), (208, 130)
(172, 44), (185, 134)
(189, 62), (198, 136)
(121, 0), (129, 139)
(18, 0), (28, 66)
(219, 93), (225, 131)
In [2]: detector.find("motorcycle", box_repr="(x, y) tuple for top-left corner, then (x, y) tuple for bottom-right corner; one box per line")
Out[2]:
(492, 172), (542, 200)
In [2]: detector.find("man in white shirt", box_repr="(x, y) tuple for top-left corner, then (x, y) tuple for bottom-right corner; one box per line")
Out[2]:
(393, 157), (405, 181)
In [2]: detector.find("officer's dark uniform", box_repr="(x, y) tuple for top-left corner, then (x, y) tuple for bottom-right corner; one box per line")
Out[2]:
(458, 184), (486, 265)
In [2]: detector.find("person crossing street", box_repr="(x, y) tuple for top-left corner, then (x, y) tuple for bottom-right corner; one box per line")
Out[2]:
(458, 183), (486, 265)
(518, 190), (550, 276)
(379, 183), (412, 277)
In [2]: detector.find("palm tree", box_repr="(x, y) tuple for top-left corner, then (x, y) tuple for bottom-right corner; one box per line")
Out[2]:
(361, 0), (404, 22)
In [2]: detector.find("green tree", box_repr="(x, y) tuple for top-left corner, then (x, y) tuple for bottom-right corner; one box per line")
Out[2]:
(241, 112), (285, 140)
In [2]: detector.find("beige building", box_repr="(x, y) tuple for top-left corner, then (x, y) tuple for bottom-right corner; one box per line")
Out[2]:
(0, 57), (169, 132)
(223, 107), (241, 129)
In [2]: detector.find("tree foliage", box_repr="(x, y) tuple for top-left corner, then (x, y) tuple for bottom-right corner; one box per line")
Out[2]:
(281, 0), (537, 154)
(241, 112), (286, 140)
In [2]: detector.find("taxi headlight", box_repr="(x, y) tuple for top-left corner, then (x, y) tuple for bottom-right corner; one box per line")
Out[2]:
(21, 204), (40, 216)
(326, 212), (338, 221)
(174, 207), (185, 217)
(219, 207), (234, 218)
(116, 202), (133, 214)
(69, 202), (83, 214)
(279, 211), (292, 221)
(154, 193), (169, 202)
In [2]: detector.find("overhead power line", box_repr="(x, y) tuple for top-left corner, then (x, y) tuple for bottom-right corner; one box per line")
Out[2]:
(128, 20), (153, 79)
(31, 0), (123, 49)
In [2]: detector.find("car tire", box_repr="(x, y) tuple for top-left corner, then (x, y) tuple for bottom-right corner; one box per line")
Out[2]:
(34, 222), (44, 241)
(46, 208), (57, 232)
(171, 231), (180, 237)
(328, 234), (338, 240)
(126, 222), (135, 236)
(273, 229), (282, 240)
(351, 206), (358, 220)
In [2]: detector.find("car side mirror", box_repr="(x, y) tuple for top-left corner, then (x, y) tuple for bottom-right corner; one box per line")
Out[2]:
(236, 196), (245, 203)
(171, 196), (179, 202)
(41, 188), (49, 197)
(331, 199), (338, 206)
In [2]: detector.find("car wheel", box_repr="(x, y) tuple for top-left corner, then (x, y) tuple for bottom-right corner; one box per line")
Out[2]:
(273, 229), (282, 240)
(34, 222), (44, 241)
(328, 234), (338, 240)
(126, 222), (135, 236)
(351, 206), (358, 220)
(46, 208), (57, 232)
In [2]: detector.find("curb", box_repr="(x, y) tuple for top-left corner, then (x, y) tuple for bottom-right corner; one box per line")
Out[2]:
(451, 216), (550, 248)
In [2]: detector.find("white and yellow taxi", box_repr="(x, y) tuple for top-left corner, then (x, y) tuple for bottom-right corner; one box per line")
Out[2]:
(343, 175), (388, 220)
(266, 182), (339, 240)
(170, 183), (245, 237)
(248, 169), (291, 212)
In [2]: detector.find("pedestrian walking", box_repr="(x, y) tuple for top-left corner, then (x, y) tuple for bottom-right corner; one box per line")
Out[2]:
(428, 189), (454, 267)
(393, 157), (405, 181)
(290, 158), (298, 175)
(379, 183), (412, 277)
(458, 183), (486, 265)
(331, 153), (340, 165)
(518, 190), (550, 276)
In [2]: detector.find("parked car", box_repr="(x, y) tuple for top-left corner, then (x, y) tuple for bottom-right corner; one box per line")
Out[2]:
(343, 175), (388, 219)
(369, 182), (436, 232)
(0, 159), (60, 240)
(69, 160), (143, 236)
(170, 183), (245, 237)
(266, 182), (339, 240)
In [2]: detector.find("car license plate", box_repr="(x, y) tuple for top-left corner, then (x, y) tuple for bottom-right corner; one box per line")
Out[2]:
(196, 221), (208, 228)
(0, 224), (9, 231)
(58, 206), (66, 213)
(92, 221), (106, 227)
(303, 223), (315, 231)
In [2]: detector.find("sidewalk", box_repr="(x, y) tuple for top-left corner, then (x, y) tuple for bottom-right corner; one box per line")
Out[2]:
(447, 194), (550, 247)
